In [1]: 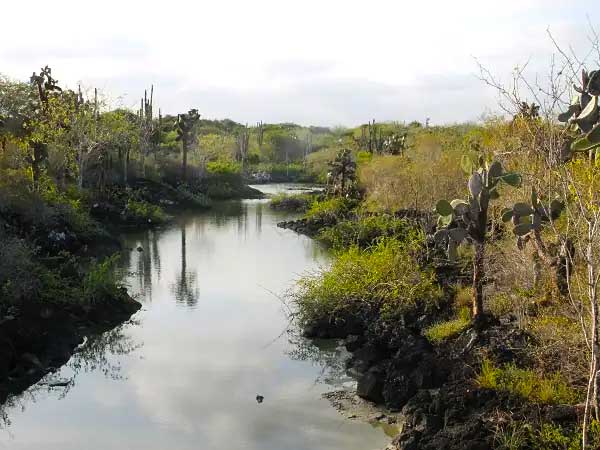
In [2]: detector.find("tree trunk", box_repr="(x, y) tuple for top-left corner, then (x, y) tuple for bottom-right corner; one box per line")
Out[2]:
(583, 234), (600, 449)
(472, 241), (485, 319)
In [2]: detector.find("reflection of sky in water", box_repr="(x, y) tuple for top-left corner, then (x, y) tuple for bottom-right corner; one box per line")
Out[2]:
(0, 187), (390, 450)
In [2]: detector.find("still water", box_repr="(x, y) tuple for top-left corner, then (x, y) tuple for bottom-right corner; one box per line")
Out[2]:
(0, 184), (392, 450)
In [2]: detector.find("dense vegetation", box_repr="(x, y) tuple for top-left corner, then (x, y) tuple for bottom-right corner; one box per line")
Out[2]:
(282, 59), (600, 447)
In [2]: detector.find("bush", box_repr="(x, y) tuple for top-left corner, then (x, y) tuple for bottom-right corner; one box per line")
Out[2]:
(124, 199), (168, 224)
(318, 214), (417, 249)
(293, 238), (442, 328)
(270, 193), (314, 212)
(477, 358), (579, 405)
(495, 420), (600, 450)
(83, 254), (125, 305)
(305, 197), (357, 222)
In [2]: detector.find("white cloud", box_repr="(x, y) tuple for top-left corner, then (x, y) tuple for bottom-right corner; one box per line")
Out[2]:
(0, 0), (598, 125)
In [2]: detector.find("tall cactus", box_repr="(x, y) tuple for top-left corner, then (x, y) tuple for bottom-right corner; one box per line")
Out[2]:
(237, 124), (250, 173)
(558, 69), (600, 162)
(435, 156), (521, 320)
(256, 121), (265, 148)
(175, 109), (201, 182)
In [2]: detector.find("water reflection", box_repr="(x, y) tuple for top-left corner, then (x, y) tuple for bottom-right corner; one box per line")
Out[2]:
(171, 225), (199, 307)
(0, 189), (391, 450)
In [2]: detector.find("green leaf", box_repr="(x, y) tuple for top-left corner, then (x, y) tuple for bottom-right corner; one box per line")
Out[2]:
(571, 136), (600, 153)
(436, 199), (453, 217)
(513, 223), (533, 236)
(500, 172), (521, 187)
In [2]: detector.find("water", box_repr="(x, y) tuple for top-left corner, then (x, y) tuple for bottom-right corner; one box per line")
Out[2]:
(0, 184), (392, 450)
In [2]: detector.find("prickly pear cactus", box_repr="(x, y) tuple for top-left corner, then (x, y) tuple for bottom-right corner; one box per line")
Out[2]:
(434, 157), (521, 262)
(558, 69), (600, 159)
(501, 187), (564, 242)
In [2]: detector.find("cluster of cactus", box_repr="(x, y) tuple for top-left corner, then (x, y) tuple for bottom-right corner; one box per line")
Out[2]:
(435, 156), (521, 319)
(359, 119), (384, 153)
(434, 157), (521, 261)
(328, 148), (356, 197)
(30, 65), (62, 107)
(237, 124), (250, 170)
(382, 132), (407, 156)
(501, 188), (564, 239)
(558, 69), (600, 159)
(514, 101), (540, 121)
(256, 121), (265, 148)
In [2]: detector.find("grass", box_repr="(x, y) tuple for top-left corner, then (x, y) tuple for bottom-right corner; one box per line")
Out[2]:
(305, 197), (357, 222)
(293, 237), (441, 327)
(424, 307), (471, 343)
(477, 358), (579, 405)
(318, 214), (418, 249)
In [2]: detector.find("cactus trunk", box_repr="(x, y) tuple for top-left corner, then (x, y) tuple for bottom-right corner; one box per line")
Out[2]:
(472, 241), (485, 319)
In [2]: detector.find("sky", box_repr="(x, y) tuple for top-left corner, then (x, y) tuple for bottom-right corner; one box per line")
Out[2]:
(0, 0), (598, 126)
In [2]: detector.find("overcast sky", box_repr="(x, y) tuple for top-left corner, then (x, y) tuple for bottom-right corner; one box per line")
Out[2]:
(0, 0), (598, 126)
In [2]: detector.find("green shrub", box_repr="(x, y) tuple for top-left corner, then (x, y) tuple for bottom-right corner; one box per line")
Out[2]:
(206, 160), (241, 176)
(270, 193), (314, 212)
(424, 307), (471, 343)
(495, 420), (600, 450)
(305, 197), (357, 222)
(83, 254), (125, 304)
(318, 214), (418, 249)
(293, 237), (441, 327)
(124, 199), (168, 224)
(0, 233), (40, 304)
(477, 358), (579, 405)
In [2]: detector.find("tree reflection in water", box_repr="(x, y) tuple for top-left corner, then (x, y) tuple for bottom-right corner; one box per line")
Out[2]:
(286, 331), (353, 388)
(0, 321), (141, 428)
(171, 225), (199, 307)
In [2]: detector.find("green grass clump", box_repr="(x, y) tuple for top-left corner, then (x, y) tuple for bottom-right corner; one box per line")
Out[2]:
(305, 197), (357, 222)
(294, 237), (441, 327)
(495, 420), (600, 450)
(318, 214), (418, 249)
(270, 193), (314, 212)
(477, 358), (579, 405)
(124, 199), (168, 224)
(424, 307), (471, 343)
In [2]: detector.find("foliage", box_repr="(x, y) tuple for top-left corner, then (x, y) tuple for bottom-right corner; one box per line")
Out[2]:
(293, 238), (442, 328)
(495, 420), (600, 450)
(270, 193), (314, 212)
(123, 199), (168, 225)
(477, 358), (580, 405)
(305, 197), (357, 222)
(318, 214), (418, 249)
(83, 254), (125, 304)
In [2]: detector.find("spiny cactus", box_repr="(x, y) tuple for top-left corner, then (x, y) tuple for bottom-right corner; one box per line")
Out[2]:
(237, 124), (250, 172)
(175, 108), (201, 181)
(558, 69), (600, 160)
(501, 188), (569, 294)
(382, 132), (407, 156)
(435, 156), (521, 319)
(328, 148), (357, 197)
(256, 121), (265, 148)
